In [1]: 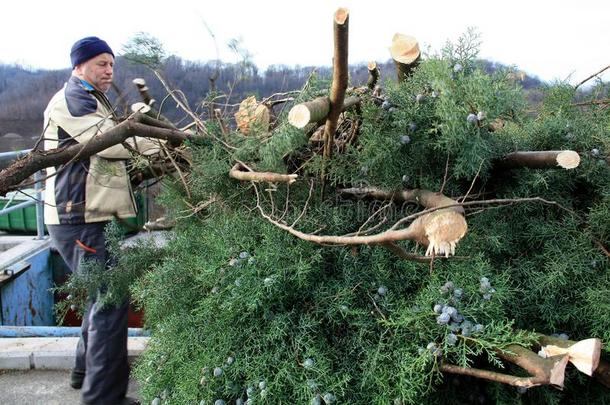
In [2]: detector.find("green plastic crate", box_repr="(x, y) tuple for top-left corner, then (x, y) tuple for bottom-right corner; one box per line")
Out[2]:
(0, 191), (39, 233)
(0, 191), (148, 234)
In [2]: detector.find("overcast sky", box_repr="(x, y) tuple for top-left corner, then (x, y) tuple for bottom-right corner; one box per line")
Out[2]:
(1, 0), (608, 84)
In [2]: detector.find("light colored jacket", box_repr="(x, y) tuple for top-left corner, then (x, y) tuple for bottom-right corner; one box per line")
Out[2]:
(43, 76), (160, 225)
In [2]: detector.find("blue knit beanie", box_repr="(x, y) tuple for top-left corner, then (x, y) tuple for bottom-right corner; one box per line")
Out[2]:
(70, 36), (114, 68)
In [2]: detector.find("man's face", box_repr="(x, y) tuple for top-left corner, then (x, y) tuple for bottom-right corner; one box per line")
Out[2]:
(74, 53), (114, 93)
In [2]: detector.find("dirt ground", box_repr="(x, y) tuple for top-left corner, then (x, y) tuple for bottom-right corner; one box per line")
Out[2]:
(0, 370), (140, 405)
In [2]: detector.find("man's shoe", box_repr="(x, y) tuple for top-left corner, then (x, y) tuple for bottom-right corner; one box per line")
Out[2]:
(70, 369), (85, 389)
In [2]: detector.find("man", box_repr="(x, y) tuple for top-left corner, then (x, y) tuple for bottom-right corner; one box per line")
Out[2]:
(43, 36), (161, 405)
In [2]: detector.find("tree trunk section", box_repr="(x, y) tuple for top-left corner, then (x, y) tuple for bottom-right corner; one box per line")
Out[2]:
(288, 96), (360, 129)
(500, 150), (580, 169)
(367, 61), (380, 90)
(234, 96), (271, 135)
(323, 8), (350, 159)
(390, 33), (421, 82)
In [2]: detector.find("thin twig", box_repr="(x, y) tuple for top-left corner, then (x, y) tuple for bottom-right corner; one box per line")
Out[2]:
(439, 152), (451, 194)
(278, 182), (291, 222)
(368, 293), (387, 322)
(352, 201), (393, 236)
(160, 143), (191, 199)
(291, 180), (315, 227)
(460, 159), (484, 203)
(175, 196), (217, 219)
(575, 65), (610, 90)
(268, 188), (276, 216)
(153, 70), (236, 151)
(261, 91), (301, 104)
(345, 217), (388, 237)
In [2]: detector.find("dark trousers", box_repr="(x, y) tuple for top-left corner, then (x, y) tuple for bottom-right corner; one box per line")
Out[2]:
(48, 222), (129, 404)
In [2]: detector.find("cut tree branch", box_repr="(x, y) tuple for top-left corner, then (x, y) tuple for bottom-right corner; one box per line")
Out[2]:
(390, 33), (421, 82)
(498, 150), (580, 170)
(338, 187), (467, 257)
(441, 333), (607, 389)
(133, 78), (155, 106)
(537, 334), (609, 387)
(323, 7), (350, 160)
(234, 96), (271, 135)
(367, 61), (380, 90)
(0, 114), (191, 196)
(441, 344), (569, 389)
(288, 96), (361, 129)
(229, 162), (298, 184)
(255, 186), (466, 257)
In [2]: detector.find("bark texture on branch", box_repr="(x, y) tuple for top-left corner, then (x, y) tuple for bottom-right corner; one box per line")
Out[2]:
(261, 213), (421, 246)
(288, 96), (361, 129)
(389, 33), (421, 82)
(229, 162), (298, 184)
(0, 114), (190, 196)
(323, 8), (350, 159)
(499, 150), (580, 169)
(441, 344), (569, 389)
